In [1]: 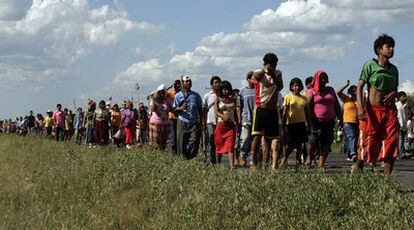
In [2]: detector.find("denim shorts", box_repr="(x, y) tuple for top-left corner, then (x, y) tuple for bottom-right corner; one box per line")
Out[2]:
(309, 118), (335, 146)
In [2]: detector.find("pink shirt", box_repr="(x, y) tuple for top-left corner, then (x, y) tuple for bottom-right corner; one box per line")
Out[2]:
(52, 110), (65, 128)
(150, 99), (171, 125)
(308, 87), (337, 122)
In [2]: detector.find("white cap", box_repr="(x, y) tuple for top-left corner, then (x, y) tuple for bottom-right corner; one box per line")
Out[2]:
(157, 84), (166, 92)
(181, 75), (191, 81)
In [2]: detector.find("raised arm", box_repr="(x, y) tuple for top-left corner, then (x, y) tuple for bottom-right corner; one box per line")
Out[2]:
(337, 80), (350, 98)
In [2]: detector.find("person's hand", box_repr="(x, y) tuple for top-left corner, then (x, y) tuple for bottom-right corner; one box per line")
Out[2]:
(345, 80), (350, 86)
(182, 102), (188, 110)
(263, 64), (272, 74)
(222, 114), (230, 122)
(358, 107), (366, 121)
(383, 91), (397, 105)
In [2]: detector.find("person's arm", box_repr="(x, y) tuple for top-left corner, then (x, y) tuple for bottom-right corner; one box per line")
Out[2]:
(237, 93), (242, 124)
(274, 71), (283, 92)
(214, 97), (225, 121)
(356, 79), (366, 120)
(307, 91), (315, 121)
(172, 94), (186, 114)
(304, 103), (311, 133)
(337, 80), (350, 98)
(234, 99), (239, 132)
(252, 68), (266, 82)
(332, 87), (342, 123)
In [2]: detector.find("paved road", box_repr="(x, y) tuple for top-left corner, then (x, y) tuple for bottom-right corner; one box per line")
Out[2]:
(219, 152), (414, 193)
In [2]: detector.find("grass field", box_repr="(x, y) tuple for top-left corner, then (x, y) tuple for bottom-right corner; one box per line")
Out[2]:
(1, 134), (414, 229)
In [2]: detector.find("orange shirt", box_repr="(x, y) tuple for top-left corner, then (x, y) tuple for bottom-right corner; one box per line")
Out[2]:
(340, 94), (358, 123)
(167, 90), (177, 119)
(111, 111), (122, 127)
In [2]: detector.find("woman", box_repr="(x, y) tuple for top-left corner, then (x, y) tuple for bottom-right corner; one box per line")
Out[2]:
(122, 101), (136, 149)
(337, 80), (359, 161)
(214, 81), (238, 168)
(307, 71), (341, 171)
(93, 100), (111, 146)
(111, 103), (122, 147)
(149, 85), (172, 150)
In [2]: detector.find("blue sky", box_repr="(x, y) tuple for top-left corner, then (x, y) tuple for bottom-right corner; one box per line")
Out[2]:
(1, 0), (414, 119)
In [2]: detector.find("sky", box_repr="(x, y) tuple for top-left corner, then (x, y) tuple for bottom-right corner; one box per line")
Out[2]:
(1, 0), (414, 119)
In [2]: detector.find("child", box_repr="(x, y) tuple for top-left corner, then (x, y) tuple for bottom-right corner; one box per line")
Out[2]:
(214, 81), (239, 168)
(280, 78), (310, 170)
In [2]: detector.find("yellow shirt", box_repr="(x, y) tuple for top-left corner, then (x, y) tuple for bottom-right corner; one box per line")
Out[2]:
(283, 93), (307, 124)
(44, 116), (54, 128)
(340, 94), (358, 123)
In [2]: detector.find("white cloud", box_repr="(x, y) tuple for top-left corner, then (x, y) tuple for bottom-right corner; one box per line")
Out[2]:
(0, 0), (31, 20)
(399, 80), (414, 95)
(0, 0), (162, 88)
(106, 0), (414, 101)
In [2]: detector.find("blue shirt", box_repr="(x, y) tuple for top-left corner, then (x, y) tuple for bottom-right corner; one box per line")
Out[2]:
(239, 87), (255, 125)
(173, 90), (202, 125)
(74, 113), (84, 130)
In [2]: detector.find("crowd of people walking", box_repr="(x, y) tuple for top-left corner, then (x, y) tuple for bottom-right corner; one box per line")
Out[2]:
(1, 34), (413, 174)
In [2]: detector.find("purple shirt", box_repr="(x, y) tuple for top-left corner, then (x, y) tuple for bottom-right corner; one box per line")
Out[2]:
(52, 110), (65, 128)
(121, 109), (136, 128)
(308, 87), (337, 122)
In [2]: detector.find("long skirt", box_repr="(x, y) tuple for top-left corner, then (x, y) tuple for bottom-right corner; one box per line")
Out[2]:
(94, 120), (109, 145)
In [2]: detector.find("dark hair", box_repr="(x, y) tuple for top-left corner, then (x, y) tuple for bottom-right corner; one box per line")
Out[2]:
(289, 78), (304, 92)
(218, 80), (233, 97)
(56, 104), (61, 107)
(99, 100), (106, 106)
(210, 75), (221, 86)
(263, 53), (278, 66)
(374, 34), (395, 55)
(305, 76), (313, 86)
(246, 71), (254, 80)
(398, 91), (407, 98)
(174, 79), (181, 84)
(348, 85), (357, 95)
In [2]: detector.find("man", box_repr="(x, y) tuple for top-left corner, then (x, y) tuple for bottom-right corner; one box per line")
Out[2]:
(251, 53), (283, 171)
(238, 71), (255, 167)
(396, 91), (411, 157)
(52, 104), (66, 141)
(27, 111), (36, 134)
(167, 79), (182, 154)
(352, 34), (399, 174)
(203, 75), (221, 164)
(173, 75), (203, 159)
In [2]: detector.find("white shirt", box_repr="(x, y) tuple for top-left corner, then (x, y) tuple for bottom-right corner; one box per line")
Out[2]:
(396, 101), (407, 130)
(203, 91), (218, 125)
(408, 120), (414, 139)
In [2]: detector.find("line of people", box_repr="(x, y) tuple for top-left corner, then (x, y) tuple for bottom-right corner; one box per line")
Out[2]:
(1, 34), (412, 174)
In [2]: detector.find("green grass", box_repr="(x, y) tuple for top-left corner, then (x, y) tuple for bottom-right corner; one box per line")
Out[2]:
(1, 134), (413, 229)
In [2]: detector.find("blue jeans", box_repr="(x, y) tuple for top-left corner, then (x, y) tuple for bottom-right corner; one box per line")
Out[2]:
(343, 123), (358, 158)
(239, 123), (252, 158)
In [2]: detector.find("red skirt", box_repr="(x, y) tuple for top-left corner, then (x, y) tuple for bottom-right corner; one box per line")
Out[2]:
(214, 123), (236, 154)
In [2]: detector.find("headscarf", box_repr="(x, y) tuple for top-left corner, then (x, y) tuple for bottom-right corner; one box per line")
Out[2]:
(312, 70), (329, 94)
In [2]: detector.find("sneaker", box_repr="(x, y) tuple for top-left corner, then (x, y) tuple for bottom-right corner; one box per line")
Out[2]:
(351, 155), (357, 162)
